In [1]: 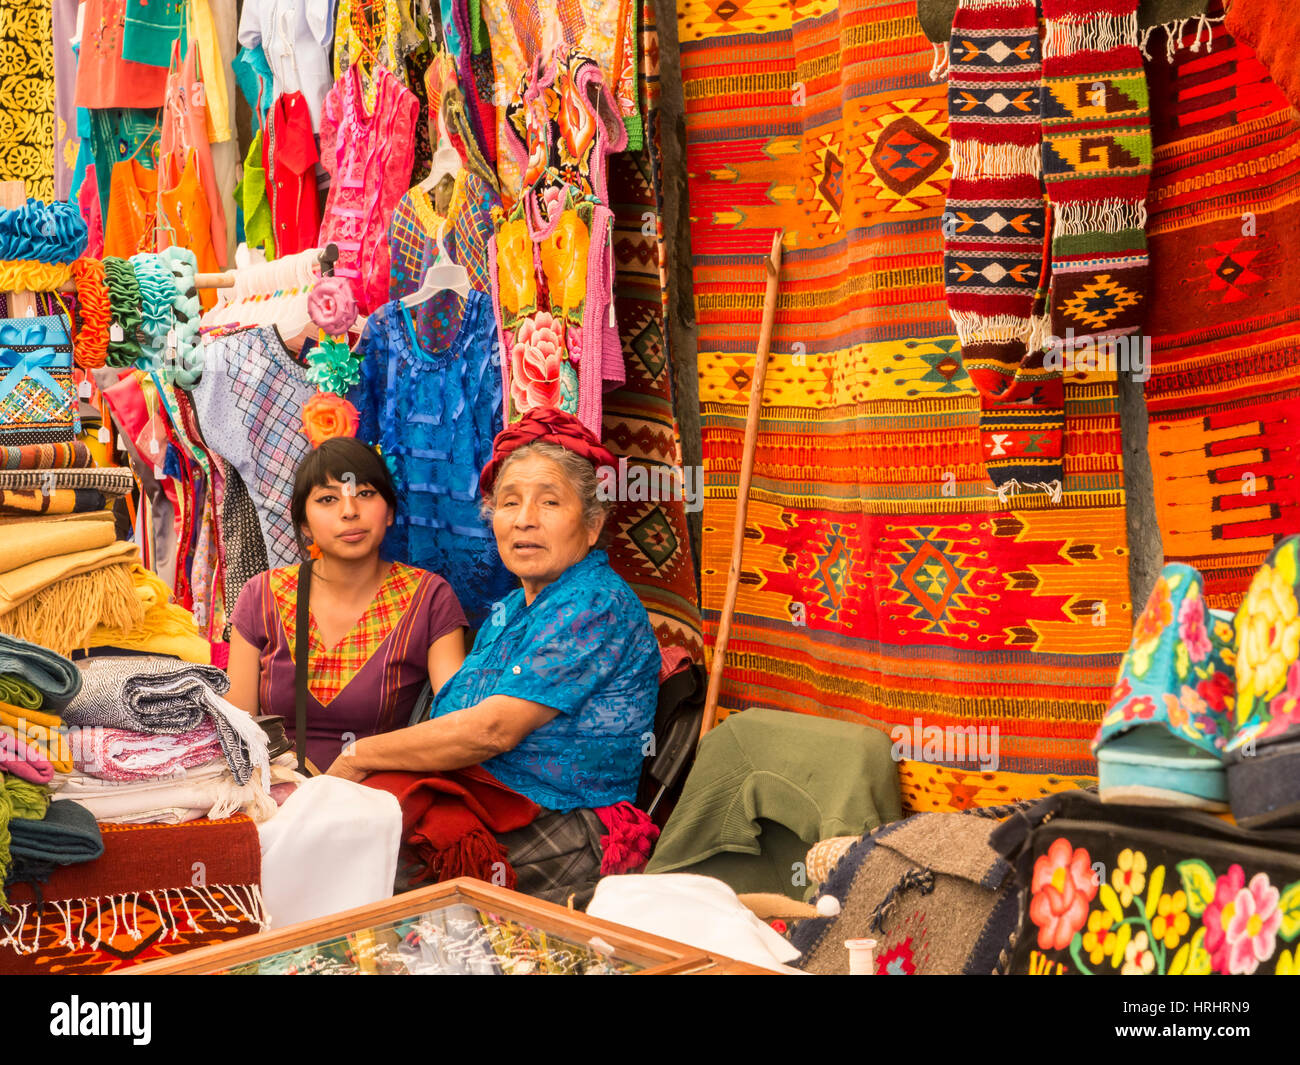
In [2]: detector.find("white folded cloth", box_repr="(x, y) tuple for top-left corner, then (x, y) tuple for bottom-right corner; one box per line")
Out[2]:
(585, 873), (806, 973)
(50, 757), (278, 824)
(256, 775), (401, 930)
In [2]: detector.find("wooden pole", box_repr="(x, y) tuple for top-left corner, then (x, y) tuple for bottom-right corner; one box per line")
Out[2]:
(700, 229), (783, 742)
(56, 272), (236, 293)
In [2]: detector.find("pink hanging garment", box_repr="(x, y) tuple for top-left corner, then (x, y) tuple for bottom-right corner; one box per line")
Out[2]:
(319, 64), (418, 313)
(158, 41), (229, 269)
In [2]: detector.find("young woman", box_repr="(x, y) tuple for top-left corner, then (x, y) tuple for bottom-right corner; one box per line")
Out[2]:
(226, 437), (468, 771)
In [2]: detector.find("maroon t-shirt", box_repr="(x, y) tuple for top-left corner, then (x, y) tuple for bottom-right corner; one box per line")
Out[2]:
(231, 561), (466, 770)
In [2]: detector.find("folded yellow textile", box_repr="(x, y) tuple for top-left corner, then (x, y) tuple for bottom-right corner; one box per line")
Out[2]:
(0, 702), (74, 773)
(0, 510), (115, 529)
(85, 563), (211, 665)
(0, 540), (139, 617)
(0, 520), (116, 575)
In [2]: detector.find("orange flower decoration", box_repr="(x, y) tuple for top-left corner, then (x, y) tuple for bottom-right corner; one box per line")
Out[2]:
(302, 392), (359, 447)
(496, 218), (537, 316)
(540, 209), (589, 314)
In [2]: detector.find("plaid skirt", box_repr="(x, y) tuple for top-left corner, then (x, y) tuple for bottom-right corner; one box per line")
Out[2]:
(394, 808), (605, 908)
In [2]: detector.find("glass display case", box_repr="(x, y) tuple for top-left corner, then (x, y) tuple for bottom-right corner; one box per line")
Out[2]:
(123, 878), (769, 975)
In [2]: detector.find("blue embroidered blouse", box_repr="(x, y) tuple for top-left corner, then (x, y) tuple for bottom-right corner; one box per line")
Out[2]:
(429, 549), (660, 812)
(348, 293), (515, 627)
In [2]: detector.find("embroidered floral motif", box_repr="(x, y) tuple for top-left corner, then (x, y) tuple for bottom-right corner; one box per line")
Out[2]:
(1020, 841), (1300, 975)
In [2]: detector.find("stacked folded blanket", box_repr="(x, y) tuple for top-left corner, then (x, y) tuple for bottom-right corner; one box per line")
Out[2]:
(61, 656), (269, 788)
(39, 654), (274, 829)
(51, 761), (277, 826)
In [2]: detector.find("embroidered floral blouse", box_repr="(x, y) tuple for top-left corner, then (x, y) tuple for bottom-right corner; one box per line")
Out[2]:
(231, 561), (467, 770)
(428, 549), (659, 812)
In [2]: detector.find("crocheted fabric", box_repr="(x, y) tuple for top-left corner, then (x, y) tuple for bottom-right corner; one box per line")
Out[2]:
(190, 327), (313, 570)
(350, 295), (514, 626)
(944, 0), (1057, 491)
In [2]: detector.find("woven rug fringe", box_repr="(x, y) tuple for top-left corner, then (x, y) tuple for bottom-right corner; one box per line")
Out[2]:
(950, 141), (1042, 181)
(1054, 197), (1148, 236)
(1138, 12), (1225, 62)
(0, 883), (268, 956)
(1043, 11), (1139, 58)
(951, 311), (1039, 347)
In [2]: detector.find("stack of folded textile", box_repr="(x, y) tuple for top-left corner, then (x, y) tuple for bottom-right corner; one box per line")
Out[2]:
(0, 634), (102, 910)
(0, 465), (133, 519)
(52, 654), (273, 826)
(0, 483), (211, 662)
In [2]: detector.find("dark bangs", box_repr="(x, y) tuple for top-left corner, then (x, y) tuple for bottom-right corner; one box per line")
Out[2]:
(290, 437), (398, 549)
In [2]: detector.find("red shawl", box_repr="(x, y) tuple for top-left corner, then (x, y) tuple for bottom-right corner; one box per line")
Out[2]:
(362, 766), (540, 889)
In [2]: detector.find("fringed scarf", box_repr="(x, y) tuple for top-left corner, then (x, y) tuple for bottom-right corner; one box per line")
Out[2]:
(944, 0), (1061, 496)
(1041, 0), (1152, 400)
(945, 0), (1151, 501)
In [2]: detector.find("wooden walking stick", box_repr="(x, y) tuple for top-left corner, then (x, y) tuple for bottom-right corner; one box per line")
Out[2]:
(700, 229), (783, 741)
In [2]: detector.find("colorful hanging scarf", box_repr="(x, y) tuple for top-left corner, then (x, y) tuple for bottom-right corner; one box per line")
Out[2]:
(946, 0), (1151, 499)
(1041, 0), (1152, 402)
(944, 0), (1059, 495)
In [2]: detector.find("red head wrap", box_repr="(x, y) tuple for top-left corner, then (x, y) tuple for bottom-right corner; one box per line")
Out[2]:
(479, 406), (617, 498)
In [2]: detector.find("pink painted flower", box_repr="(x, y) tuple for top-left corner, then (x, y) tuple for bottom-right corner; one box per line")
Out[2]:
(1204, 866), (1282, 975)
(509, 312), (565, 413)
(1029, 838), (1098, 952)
(1178, 589), (1212, 663)
(1263, 661), (1300, 738)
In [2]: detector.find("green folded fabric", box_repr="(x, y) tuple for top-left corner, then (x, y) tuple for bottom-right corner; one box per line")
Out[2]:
(0, 674), (41, 710)
(1, 773), (51, 910)
(0, 634), (81, 711)
(8, 798), (103, 899)
(647, 708), (902, 900)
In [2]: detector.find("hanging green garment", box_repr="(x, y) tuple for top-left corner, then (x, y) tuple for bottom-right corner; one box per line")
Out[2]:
(236, 130), (276, 260)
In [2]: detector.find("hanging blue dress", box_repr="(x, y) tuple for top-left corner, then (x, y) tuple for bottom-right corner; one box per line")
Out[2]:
(349, 290), (515, 626)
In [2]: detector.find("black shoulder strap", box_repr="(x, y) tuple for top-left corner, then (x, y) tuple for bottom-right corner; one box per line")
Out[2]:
(294, 559), (313, 775)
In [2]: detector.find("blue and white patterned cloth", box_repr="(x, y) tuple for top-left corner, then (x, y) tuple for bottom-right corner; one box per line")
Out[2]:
(191, 326), (312, 569)
(349, 293), (514, 626)
(429, 549), (660, 812)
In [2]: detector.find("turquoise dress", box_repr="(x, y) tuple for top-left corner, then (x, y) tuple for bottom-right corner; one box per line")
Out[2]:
(429, 550), (660, 812)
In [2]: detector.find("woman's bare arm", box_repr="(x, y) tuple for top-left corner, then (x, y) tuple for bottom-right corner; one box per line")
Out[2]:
(326, 695), (558, 777)
(426, 626), (467, 695)
(225, 630), (263, 716)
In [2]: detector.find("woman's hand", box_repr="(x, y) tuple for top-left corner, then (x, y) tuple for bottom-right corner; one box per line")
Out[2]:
(325, 747), (369, 782)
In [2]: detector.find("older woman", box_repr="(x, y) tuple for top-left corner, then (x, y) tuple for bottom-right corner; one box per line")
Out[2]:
(326, 408), (661, 824)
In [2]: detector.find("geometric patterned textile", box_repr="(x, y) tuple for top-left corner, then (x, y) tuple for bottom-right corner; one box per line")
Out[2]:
(269, 561), (424, 707)
(1040, 0), (1151, 486)
(679, 0), (1132, 802)
(0, 815), (264, 975)
(601, 6), (704, 659)
(1144, 22), (1300, 610)
(943, 0), (1058, 490)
